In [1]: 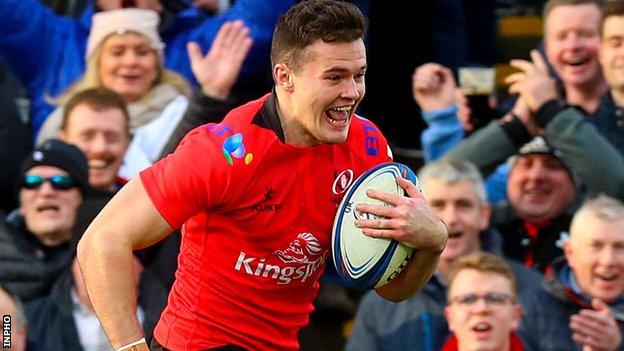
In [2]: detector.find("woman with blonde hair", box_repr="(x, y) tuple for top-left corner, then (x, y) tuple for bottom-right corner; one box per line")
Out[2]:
(0, 0), (294, 139)
(39, 9), (192, 180)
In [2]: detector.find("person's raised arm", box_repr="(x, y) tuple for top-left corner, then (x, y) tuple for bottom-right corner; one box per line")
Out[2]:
(508, 50), (624, 199)
(413, 63), (466, 162)
(158, 20), (252, 158)
(189, 20), (252, 100)
(354, 177), (448, 302)
(77, 176), (174, 350)
(180, 0), (294, 85)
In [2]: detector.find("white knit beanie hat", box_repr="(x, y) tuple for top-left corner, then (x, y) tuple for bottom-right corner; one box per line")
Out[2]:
(86, 8), (164, 60)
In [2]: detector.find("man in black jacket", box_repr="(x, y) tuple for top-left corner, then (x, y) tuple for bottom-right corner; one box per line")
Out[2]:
(493, 136), (577, 274)
(0, 139), (89, 301)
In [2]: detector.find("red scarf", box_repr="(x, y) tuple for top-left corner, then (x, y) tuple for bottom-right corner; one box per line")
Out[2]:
(441, 332), (525, 351)
(522, 219), (552, 268)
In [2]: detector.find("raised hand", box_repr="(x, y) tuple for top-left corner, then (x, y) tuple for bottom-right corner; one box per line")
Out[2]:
(506, 50), (559, 113)
(570, 299), (622, 351)
(412, 63), (457, 111)
(187, 20), (253, 100)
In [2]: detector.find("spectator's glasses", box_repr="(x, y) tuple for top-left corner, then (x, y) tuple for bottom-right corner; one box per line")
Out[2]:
(449, 292), (516, 307)
(21, 175), (76, 191)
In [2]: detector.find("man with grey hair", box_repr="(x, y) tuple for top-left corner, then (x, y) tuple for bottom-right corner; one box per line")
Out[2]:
(0, 284), (28, 351)
(346, 159), (541, 351)
(519, 195), (624, 350)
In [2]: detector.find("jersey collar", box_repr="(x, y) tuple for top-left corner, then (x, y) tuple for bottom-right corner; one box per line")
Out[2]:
(253, 91), (286, 143)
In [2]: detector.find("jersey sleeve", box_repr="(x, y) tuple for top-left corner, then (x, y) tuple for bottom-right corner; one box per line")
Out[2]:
(139, 125), (231, 228)
(356, 116), (393, 164)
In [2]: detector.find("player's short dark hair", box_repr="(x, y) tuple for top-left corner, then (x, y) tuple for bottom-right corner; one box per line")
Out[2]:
(601, 0), (624, 35)
(271, 0), (367, 72)
(61, 87), (129, 135)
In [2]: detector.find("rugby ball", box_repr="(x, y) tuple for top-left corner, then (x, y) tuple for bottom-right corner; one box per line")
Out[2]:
(332, 162), (418, 289)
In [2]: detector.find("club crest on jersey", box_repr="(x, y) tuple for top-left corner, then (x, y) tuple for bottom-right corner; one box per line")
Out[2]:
(332, 169), (354, 195)
(274, 232), (322, 264)
(234, 232), (328, 285)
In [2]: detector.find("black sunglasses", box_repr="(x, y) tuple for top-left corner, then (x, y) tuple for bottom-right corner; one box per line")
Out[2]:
(21, 174), (77, 191)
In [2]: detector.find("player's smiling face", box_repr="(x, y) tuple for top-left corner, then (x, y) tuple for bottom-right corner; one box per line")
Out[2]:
(282, 38), (366, 147)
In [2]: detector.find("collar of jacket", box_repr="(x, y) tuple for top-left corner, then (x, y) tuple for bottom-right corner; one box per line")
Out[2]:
(543, 257), (624, 322)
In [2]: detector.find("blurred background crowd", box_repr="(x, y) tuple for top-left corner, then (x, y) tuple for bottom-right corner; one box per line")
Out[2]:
(3, 0), (624, 350)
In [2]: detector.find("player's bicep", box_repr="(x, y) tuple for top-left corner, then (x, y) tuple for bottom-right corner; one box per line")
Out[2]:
(84, 176), (174, 251)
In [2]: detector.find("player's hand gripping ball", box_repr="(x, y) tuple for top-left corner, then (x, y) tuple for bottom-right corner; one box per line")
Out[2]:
(332, 162), (418, 289)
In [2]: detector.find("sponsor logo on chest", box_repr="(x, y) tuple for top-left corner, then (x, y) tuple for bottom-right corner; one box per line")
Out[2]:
(234, 232), (328, 285)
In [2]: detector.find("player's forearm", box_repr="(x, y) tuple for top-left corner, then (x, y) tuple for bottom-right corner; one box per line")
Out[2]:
(375, 211), (447, 302)
(77, 231), (145, 349)
(375, 248), (441, 302)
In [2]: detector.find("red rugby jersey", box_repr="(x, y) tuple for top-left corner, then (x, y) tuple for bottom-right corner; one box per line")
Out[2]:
(140, 93), (391, 350)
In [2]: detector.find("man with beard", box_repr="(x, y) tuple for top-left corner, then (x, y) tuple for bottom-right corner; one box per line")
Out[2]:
(58, 87), (130, 193)
(414, 0), (619, 202)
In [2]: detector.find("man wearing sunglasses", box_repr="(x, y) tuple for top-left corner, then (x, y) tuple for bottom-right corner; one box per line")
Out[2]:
(443, 252), (525, 351)
(0, 139), (89, 302)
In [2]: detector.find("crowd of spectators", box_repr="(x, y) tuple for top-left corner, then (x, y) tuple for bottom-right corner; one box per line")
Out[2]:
(2, 0), (624, 350)
(348, 0), (624, 350)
